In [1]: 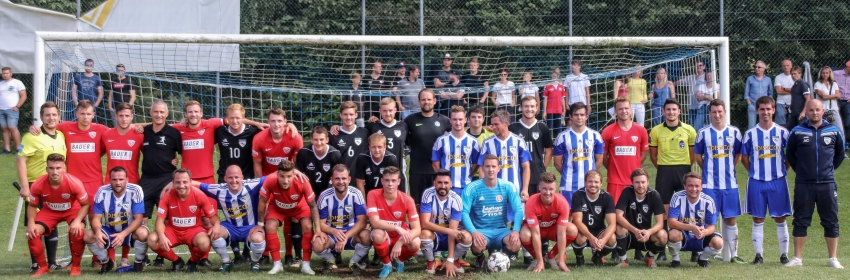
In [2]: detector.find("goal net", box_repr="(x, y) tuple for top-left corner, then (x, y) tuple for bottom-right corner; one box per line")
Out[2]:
(33, 33), (729, 260)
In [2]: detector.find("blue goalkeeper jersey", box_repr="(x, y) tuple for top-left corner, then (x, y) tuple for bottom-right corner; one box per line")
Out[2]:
(199, 177), (265, 226)
(93, 183), (145, 232)
(461, 178), (523, 233)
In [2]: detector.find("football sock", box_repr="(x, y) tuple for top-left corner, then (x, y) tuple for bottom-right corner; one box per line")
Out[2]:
(422, 239), (435, 261)
(121, 246), (130, 260)
(28, 234), (48, 268)
(724, 224), (739, 257)
(399, 245), (418, 262)
(454, 243), (471, 262)
(647, 242), (666, 256)
(776, 222), (789, 255)
(301, 231), (313, 261)
(351, 243), (370, 264)
(283, 222), (293, 257)
(212, 237), (231, 263)
(599, 245), (615, 257)
(572, 241), (586, 257)
(152, 246), (179, 262)
(373, 237), (391, 265)
(752, 222), (764, 255)
(520, 241), (537, 260)
(188, 244), (207, 263)
(69, 229), (85, 267)
(317, 248), (334, 262)
(134, 239), (148, 263)
(46, 231), (59, 265)
(668, 241), (682, 262)
(615, 234), (629, 258)
(86, 242), (108, 262)
(265, 231), (282, 262)
(249, 241), (266, 262)
(701, 246), (721, 261)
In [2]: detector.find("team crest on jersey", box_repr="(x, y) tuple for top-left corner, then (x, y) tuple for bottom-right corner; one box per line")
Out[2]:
(496, 195), (503, 202)
(62, 193), (70, 200)
(239, 139), (247, 147)
(551, 213), (558, 218)
(509, 147), (517, 154)
(824, 137), (833, 145)
(594, 206), (602, 214)
(679, 140), (685, 149)
(128, 140), (135, 147)
(283, 147), (291, 154)
(379, 168), (385, 174)
(323, 164), (331, 171)
(344, 206), (353, 213)
(463, 146), (471, 154)
(394, 130), (401, 137)
(631, 136), (638, 143)
(291, 194), (300, 200)
(696, 210), (705, 218)
(89, 132), (97, 138)
(585, 140), (594, 147)
(354, 138), (362, 145)
(726, 136), (733, 144)
(240, 196), (249, 202)
(198, 129), (205, 135)
(772, 136), (780, 145)
(532, 132), (539, 140)
(642, 205), (649, 213)
(393, 211), (402, 219)
(444, 209), (451, 216)
(189, 206), (197, 213)
(435, 121), (441, 127)
(630, 202), (636, 209)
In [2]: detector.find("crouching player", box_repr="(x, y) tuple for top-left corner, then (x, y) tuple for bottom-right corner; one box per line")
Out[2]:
(85, 167), (148, 273)
(312, 164), (372, 275)
(420, 169), (472, 276)
(521, 172), (577, 272)
(147, 169), (222, 273)
(200, 165), (267, 273)
(27, 154), (90, 277)
(570, 170), (617, 266)
(614, 168), (667, 268)
(667, 172), (723, 268)
(367, 166), (422, 279)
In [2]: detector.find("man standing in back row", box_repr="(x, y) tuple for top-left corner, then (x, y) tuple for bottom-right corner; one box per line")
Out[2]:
(509, 96), (553, 197)
(602, 97), (649, 204)
(139, 101), (182, 223)
(404, 88), (450, 204)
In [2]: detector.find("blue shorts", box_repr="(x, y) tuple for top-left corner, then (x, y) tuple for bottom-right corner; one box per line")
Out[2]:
(681, 232), (721, 252)
(0, 109), (19, 127)
(221, 221), (256, 244)
(477, 228), (512, 251)
(451, 188), (463, 196)
(560, 190), (576, 203)
(328, 234), (357, 250)
(744, 178), (792, 218)
(702, 188), (742, 218)
(101, 227), (141, 249)
(431, 233), (450, 252)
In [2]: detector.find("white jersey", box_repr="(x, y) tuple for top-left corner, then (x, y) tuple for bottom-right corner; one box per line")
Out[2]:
(668, 190), (717, 234)
(478, 133), (532, 192)
(694, 125), (742, 189)
(432, 133), (481, 189)
(419, 187), (464, 227)
(742, 123), (789, 181)
(552, 127), (604, 192)
(92, 183), (145, 232)
(317, 186), (366, 230)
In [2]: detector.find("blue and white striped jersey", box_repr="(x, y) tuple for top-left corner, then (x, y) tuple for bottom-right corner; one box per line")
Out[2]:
(742, 124), (789, 181)
(668, 190), (717, 235)
(419, 187), (463, 227)
(199, 177), (265, 226)
(93, 183), (145, 232)
(694, 125), (742, 189)
(317, 186), (366, 230)
(432, 133), (481, 189)
(477, 134), (532, 191)
(552, 127), (604, 192)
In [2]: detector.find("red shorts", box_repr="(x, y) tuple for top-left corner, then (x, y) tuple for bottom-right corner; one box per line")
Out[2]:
(35, 210), (77, 235)
(607, 183), (628, 204)
(265, 205), (311, 224)
(539, 226), (559, 241)
(163, 226), (207, 247)
(82, 180), (103, 197)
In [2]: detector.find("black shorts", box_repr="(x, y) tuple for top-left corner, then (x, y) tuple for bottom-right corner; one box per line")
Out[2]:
(574, 227), (607, 247)
(527, 183), (540, 195)
(655, 165), (691, 204)
(792, 182), (839, 238)
(623, 231), (653, 251)
(408, 173), (436, 205)
(139, 174), (173, 218)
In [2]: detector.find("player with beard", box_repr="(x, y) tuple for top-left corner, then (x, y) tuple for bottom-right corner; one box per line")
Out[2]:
(419, 169), (472, 276)
(509, 96), (553, 197)
(297, 126), (342, 195)
(366, 167), (422, 279)
(667, 172), (723, 268)
(570, 170), (618, 266)
(404, 88), (450, 205)
(84, 167), (147, 273)
(366, 97), (410, 190)
(312, 164), (371, 275)
(26, 154), (90, 277)
(329, 101), (370, 174)
(432, 105), (481, 193)
(355, 133), (400, 194)
(520, 172), (577, 273)
(614, 168), (667, 268)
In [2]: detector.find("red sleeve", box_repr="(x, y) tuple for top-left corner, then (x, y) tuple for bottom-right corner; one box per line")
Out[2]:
(198, 190), (217, 218)
(259, 174), (276, 199)
(289, 135), (304, 162)
(207, 118), (225, 130)
(94, 124), (110, 133)
(366, 190), (379, 217)
(405, 194), (419, 222)
(28, 181), (42, 206)
(556, 195), (570, 226)
(156, 193), (170, 218)
(67, 175), (88, 202)
(524, 199), (538, 226)
(299, 180), (315, 202)
(640, 129), (649, 151)
(251, 132), (265, 158)
(56, 121), (72, 132)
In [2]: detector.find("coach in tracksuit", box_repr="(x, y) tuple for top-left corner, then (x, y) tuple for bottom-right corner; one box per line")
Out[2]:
(785, 99), (845, 269)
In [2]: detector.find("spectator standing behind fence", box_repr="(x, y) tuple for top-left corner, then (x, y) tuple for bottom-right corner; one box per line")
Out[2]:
(542, 68), (567, 134)
(438, 73), (467, 117)
(649, 67), (675, 127)
(433, 54), (459, 117)
(71, 59), (103, 110)
(626, 68), (648, 126)
(347, 72), (365, 127)
(677, 61), (706, 129)
(395, 65), (424, 119)
(564, 60), (592, 119)
(462, 58), (489, 107)
(694, 72), (719, 129)
(786, 66), (811, 129)
(774, 60), (795, 126)
(743, 61), (772, 130)
(832, 59), (850, 140)
(362, 61), (391, 122)
(108, 64), (135, 127)
(390, 62), (407, 116)
(518, 71), (540, 105)
(814, 66), (845, 137)
(608, 74), (630, 118)
(785, 99), (845, 269)
(491, 68), (516, 121)
(0, 67), (26, 154)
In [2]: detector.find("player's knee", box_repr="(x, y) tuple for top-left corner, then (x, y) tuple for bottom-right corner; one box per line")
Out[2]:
(301, 219), (314, 232)
(774, 216), (787, 223)
(82, 229), (95, 243)
(519, 227), (531, 242)
(573, 234), (587, 244)
(654, 230), (668, 244)
(565, 223), (578, 236)
(752, 217), (765, 224)
(724, 218), (737, 226)
(357, 230), (372, 246)
(419, 229), (434, 240)
(407, 237), (421, 251)
(615, 226), (628, 236)
(264, 220), (279, 233)
(371, 229), (387, 244)
(709, 236), (723, 250)
(135, 229), (149, 242)
(147, 235), (159, 248)
(249, 231), (265, 243)
(194, 234), (211, 250)
(667, 229), (682, 242)
(605, 235), (617, 246)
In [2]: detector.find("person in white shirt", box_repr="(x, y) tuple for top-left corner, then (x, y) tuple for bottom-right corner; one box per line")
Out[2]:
(814, 66), (844, 136)
(0, 67), (27, 154)
(491, 68), (517, 121)
(694, 72), (719, 129)
(774, 60), (794, 126)
(564, 60), (592, 116)
(519, 72), (540, 104)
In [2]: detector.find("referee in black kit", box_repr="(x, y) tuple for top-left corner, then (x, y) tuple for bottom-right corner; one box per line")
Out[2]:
(785, 99), (845, 269)
(139, 100), (182, 223)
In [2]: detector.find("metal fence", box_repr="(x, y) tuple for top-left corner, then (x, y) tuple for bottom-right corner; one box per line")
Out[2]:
(10, 0), (850, 131)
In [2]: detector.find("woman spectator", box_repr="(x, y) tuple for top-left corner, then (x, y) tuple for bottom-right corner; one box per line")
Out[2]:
(626, 67), (648, 126)
(649, 67), (675, 127)
(815, 66), (845, 136)
(518, 71), (540, 103)
(695, 71), (719, 129)
(491, 68), (516, 120)
(542, 68), (567, 134)
(609, 74), (630, 118)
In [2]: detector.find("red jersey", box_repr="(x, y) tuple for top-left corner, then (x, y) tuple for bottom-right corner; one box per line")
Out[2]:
(156, 187), (217, 232)
(56, 121), (109, 184)
(601, 123), (649, 185)
(542, 84), (566, 114)
(102, 128), (144, 183)
(524, 193), (570, 229)
(173, 118), (224, 179)
(260, 172), (315, 215)
(28, 173), (88, 213)
(251, 129), (304, 175)
(366, 189), (418, 238)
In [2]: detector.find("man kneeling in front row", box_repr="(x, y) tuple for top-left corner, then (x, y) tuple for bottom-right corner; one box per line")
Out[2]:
(667, 172), (724, 268)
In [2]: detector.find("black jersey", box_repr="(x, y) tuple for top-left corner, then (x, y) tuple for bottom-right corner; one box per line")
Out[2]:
(508, 120), (553, 185)
(366, 120), (408, 170)
(141, 125), (182, 177)
(329, 126), (370, 174)
(215, 124), (261, 179)
(403, 113), (450, 175)
(362, 74), (394, 92)
(354, 151), (399, 192)
(616, 187), (665, 230)
(296, 145), (343, 194)
(571, 189), (616, 233)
